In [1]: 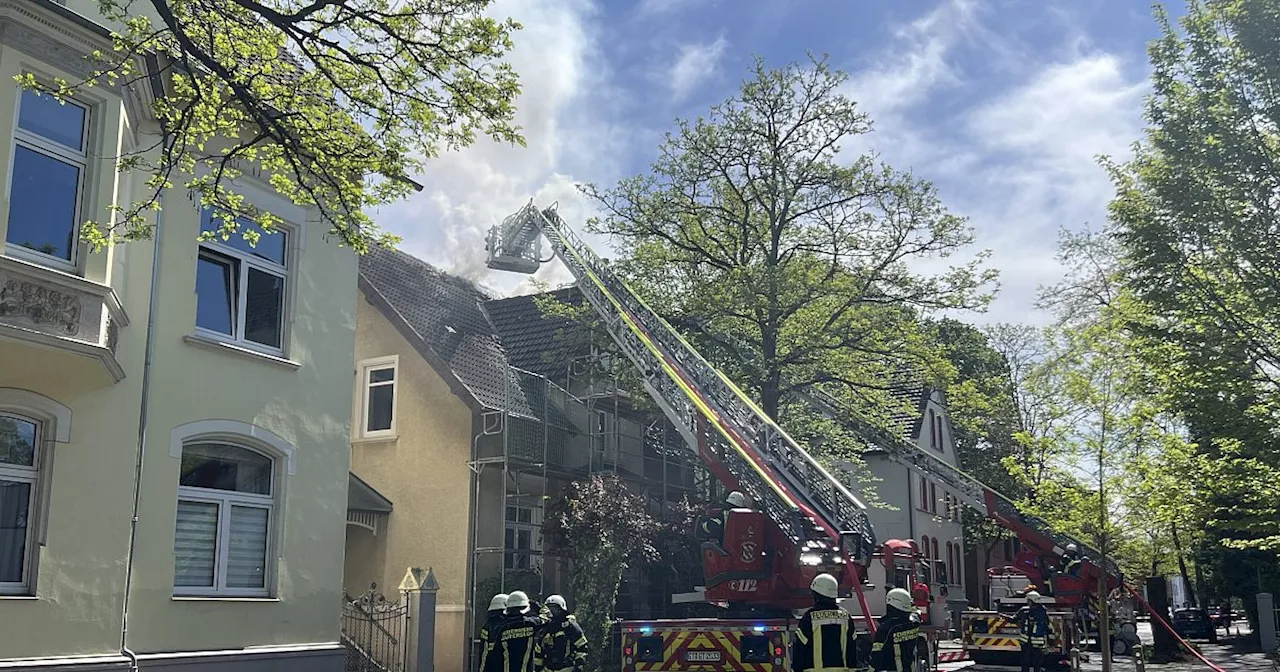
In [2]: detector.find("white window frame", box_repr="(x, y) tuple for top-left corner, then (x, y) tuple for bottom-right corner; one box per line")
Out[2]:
(174, 442), (277, 598)
(5, 88), (90, 273)
(504, 504), (541, 571)
(194, 208), (293, 357)
(355, 355), (398, 440)
(0, 412), (41, 595)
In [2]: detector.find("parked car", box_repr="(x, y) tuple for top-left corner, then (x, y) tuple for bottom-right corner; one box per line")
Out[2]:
(1212, 604), (1232, 628)
(1172, 608), (1219, 643)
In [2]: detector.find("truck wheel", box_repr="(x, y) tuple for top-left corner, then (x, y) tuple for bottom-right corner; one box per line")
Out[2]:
(1111, 638), (1131, 657)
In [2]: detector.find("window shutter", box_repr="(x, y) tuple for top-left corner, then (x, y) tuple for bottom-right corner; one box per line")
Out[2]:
(226, 505), (269, 588)
(174, 500), (218, 587)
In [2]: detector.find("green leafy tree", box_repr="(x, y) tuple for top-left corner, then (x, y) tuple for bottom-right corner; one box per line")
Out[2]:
(580, 56), (996, 471)
(30, 0), (523, 252)
(542, 475), (659, 672)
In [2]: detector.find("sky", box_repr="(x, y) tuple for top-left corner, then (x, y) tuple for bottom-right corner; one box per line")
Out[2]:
(371, 0), (1178, 326)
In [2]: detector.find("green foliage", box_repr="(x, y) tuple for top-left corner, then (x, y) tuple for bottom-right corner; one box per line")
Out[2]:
(27, 0), (523, 253)
(543, 475), (659, 672)
(579, 54), (995, 478)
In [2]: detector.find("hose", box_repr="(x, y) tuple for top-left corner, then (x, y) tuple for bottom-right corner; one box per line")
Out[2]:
(1123, 585), (1227, 672)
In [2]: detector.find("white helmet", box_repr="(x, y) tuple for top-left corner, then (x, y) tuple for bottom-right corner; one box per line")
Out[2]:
(1026, 591), (1042, 603)
(886, 587), (914, 612)
(726, 491), (748, 508)
(810, 573), (839, 599)
(506, 590), (530, 612)
(488, 593), (509, 611)
(546, 594), (567, 611)
(1066, 543), (1078, 553)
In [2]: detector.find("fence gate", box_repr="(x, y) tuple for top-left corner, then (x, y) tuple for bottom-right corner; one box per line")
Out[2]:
(342, 587), (410, 672)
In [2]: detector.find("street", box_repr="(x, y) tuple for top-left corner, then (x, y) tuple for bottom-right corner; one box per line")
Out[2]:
(943, 621), (1276, 672)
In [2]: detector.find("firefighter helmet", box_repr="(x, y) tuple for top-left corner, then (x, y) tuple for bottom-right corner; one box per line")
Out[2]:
(488, 593), (509, 611)
(507, 591), (531, 612)
(886, 588), (914, 612)
(810, 573), (839, 599)
(1066, 543), (1078, 553)
(1026, 591), (1042, 603)
(726, 491), (748, 508)
(546, 594), (567, 610)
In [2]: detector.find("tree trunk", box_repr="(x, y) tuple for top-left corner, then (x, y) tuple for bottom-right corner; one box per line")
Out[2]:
(1171, 524), (1196, 608)
(1146, 576), (1182, 662)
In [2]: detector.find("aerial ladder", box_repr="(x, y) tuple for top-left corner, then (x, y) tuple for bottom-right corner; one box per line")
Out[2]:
(484, 202), (928, 626)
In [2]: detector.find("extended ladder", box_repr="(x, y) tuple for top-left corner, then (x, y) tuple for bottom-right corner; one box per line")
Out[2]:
(486, 202), (877, 565)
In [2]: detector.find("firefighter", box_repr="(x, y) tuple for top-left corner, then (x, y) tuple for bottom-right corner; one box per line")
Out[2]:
(869, 588), (921, 672)
(490, 591), (545, 672)
(698, 491), (748, 548)
(537, 595), (588, 672)
(1016, 590), (1051, 672)
(479, 593), (509, 672)
(1059, 544), (1082, 577)
(790, 573), (861, 672)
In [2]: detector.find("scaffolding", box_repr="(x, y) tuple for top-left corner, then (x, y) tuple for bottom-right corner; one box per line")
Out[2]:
(466, 354), (706, 661)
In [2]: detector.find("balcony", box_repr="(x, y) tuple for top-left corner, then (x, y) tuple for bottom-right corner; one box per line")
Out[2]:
(0, 255), (128, 384)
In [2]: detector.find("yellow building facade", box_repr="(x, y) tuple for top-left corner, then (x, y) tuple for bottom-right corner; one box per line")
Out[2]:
(0, 1), (356, 669)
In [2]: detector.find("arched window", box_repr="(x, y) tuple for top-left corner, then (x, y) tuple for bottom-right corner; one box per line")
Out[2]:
(931, 538), (939, 565)
(174, 442), (277, 596)
(928, 410), (936, 448)
(1, 413), (41, 592)
(921, 535), (930, 559)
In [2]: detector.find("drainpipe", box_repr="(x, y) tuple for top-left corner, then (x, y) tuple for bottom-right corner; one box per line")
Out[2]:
(120, 187), (166, 671)
(464, 424), (485, 672)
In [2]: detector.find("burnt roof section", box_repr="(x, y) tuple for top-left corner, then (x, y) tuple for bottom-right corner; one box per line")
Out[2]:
(484, 287), (590, 379)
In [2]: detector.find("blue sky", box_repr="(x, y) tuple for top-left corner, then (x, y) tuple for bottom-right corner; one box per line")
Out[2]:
(373, 0), (1179, 325)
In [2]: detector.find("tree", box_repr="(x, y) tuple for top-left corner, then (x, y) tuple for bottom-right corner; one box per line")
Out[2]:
(542, 475), (659, 672)
(581, 56), (996, 456)
(34, 0), (523, 252)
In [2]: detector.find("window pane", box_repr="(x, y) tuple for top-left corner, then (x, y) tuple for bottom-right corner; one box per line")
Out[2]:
(180, 443), (272, 495)
(368, 367), (394, 384)
(0, 480), (31, 582)
(196, 252), (237, 335)
(201, 210), (287, 266)
(226, 506), (269, 589)
(244, 267), (284, 348)
(0, 417), (37, 468)
(18, 90), (86, 151)
(6, 145), (79, 261)
(173, 499), (218, 587)
(366, 381), (394, 432)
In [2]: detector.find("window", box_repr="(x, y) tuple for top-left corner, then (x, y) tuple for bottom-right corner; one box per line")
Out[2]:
(936, 415), (945, 451)
(356, 356), (397, 439)
(504, 505), (540, 571)
(928, 410), (936, 449)
(195, 208), (289, 353)
(931, 538), (939, 565)
(0, 414), (40, 593)
(174, 442), (275, 596)
(921, 535), (930, 560)
(5, 89), (89, 270)
(919, 477), (928, 510)
(929, 482), (937, 513)
(947, 542), (959, 586)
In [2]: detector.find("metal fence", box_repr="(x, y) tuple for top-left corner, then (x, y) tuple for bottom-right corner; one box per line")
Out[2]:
(341, 587), (410, 672)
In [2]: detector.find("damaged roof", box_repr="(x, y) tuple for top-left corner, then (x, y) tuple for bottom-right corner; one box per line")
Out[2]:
(485, 288), (590, 379)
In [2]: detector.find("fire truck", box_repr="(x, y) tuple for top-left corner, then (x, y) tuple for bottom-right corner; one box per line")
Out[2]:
(485, 202), (1130, 668)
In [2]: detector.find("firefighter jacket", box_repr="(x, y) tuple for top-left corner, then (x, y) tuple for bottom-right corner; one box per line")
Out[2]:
(869, 609), (920, 672)
(1016, 604), (1051, 648)
(537, 613), (588, 671)
(698, 509), (728, 542)
(479, 611), (508, 672)
(790, 598), (860, 672)
(488, 612), (546, 672)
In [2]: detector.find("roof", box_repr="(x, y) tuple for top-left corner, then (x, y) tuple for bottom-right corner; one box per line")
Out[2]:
(348, 472), (393, 513)
(883, 376), (932, 441)
(485, 287), (590, 379)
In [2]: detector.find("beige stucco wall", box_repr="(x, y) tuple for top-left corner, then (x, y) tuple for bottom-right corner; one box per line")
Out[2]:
(347, 298), (474, 672)
(0, 0), (356, 661)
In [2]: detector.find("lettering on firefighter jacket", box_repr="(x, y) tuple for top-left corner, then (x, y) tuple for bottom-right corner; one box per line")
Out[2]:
(790, 604), (860, 672)
(538, 614), (589, 670)
(869, 612), (920, 672)
(487, 613), (546, 672)
(1017, 604), (1051, 647)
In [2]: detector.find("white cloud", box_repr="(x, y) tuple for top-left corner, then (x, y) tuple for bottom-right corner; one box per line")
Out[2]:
(636, 0), (705, 16)
(370, 0), (619, 296)
(667, 36), (729, 104)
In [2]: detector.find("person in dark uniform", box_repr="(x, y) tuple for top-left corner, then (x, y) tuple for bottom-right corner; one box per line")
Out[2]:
(489, 591), (545, 672)
(479, 593), (508, 672)
(698, 491), (749, 548)
(537, 594), (588, 672)
(1016, 590), (1051, 672)
(869, 588), (921, 672)
(790, 573), (861, 672)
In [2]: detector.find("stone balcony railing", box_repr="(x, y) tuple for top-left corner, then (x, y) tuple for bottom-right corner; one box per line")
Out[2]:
(0, 254), (128, 383)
